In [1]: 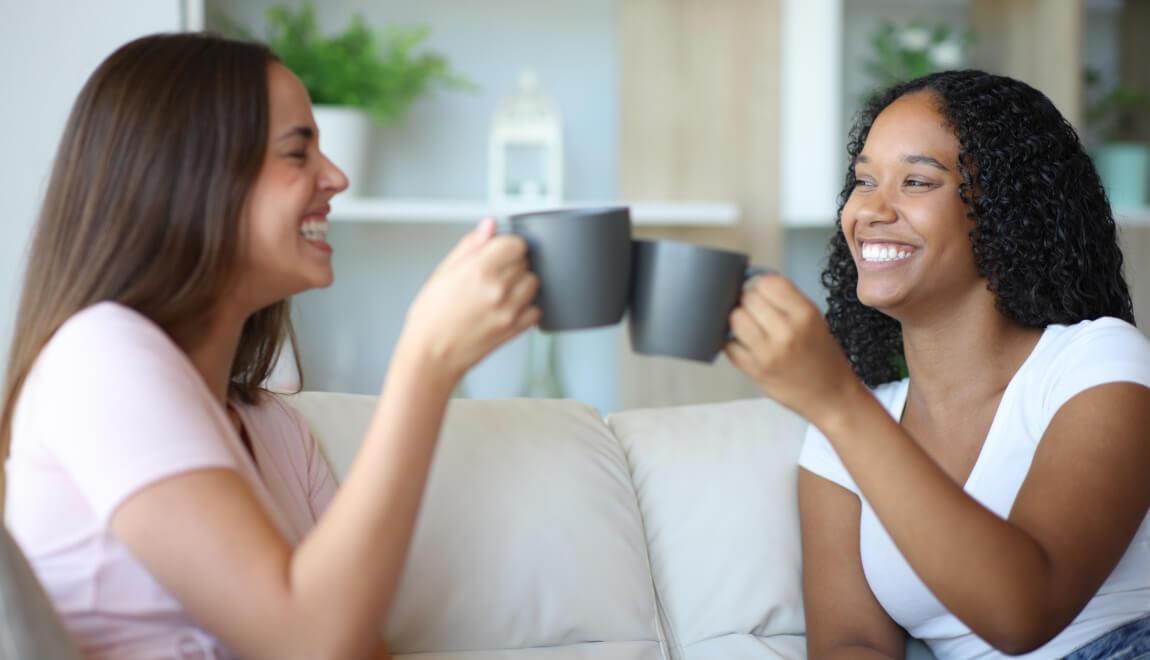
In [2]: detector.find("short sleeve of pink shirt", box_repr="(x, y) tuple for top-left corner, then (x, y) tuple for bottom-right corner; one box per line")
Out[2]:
(16, 302), (239, 524)
(5, 302), (339, 658)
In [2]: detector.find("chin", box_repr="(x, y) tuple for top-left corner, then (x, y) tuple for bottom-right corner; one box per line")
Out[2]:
(301, 273), (334, 291)
(856, 285), (906, 314)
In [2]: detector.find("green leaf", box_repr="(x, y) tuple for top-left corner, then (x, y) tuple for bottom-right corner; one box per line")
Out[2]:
(215, 1), (475, 126)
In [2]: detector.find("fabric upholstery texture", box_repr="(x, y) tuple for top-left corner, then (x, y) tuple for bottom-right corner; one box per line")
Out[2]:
(286, 393), (831, 660)
(607, 399), (809, 659)
(0, 525), (83, 660)
(3, 392), (938, 659)
(286, 394), (666, 659)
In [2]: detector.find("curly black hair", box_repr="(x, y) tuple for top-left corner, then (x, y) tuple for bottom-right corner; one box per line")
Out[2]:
(823, 69), (1135, 387)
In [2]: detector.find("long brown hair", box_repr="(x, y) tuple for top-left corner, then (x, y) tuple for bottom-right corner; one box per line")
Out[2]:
(1, 33), (303, 497)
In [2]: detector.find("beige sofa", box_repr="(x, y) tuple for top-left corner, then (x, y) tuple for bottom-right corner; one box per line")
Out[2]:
(2, 393), (936, 659)
(289, 393), (812, 660)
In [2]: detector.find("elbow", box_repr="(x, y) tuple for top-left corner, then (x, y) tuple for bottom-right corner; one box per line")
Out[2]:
(305, 634), (384, 660)
(989, 634), (1055, 658)
(281, 642), (372, 660)
(978, 611), (1065, 657)
(263, 626), (379, 660)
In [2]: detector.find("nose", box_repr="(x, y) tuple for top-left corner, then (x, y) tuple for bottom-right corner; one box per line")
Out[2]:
(319, 151), (350, 194)
(854, 184), (897, 225)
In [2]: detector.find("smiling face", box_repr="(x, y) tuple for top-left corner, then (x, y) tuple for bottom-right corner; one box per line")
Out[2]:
(232, 62), (348, 312)
(841, 91), (984, 320)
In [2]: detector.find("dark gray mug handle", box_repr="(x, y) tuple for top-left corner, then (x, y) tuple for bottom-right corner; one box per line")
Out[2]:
(744, 265), (776, 285)
(728, 265), (777, 342)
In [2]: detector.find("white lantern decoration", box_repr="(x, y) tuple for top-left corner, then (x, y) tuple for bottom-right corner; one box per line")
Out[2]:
(488, 69), (564, 205)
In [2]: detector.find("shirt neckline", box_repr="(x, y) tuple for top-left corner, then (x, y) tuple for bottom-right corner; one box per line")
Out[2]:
(892, 325), (1053, 491)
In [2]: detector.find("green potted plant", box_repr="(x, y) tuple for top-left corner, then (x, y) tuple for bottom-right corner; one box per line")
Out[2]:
(217, 3), (471, 196)
(863, 20), (973, 95)
(1085, 69), (1150, 211)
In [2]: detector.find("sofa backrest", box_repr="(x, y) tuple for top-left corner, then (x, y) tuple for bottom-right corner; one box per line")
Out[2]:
(608, 399), (809, 659)
(286, 392), (811, 660)
(287, 394), (667, 659)
(0, 525), (83, 660)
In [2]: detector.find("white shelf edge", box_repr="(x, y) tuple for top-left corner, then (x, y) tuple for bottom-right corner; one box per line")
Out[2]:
(328, 198), (740, 227)
(782, 215), (838, 229)
(1116, 208), (1150, 227)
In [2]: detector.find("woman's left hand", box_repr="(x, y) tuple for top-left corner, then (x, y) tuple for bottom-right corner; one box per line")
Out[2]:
(724, 274), (863, 424)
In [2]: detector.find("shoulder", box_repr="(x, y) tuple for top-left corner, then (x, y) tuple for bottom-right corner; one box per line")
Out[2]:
(15, 304), (237, 522)
(21, 302), (213, 439)
(37, 302), (187, 379)
(1041, 317), (1150, 358)
(1034, 317), (1150, 383)
(1028, 317), (1150, 421)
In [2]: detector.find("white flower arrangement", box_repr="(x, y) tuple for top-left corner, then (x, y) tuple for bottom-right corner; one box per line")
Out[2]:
(865, 20), (973, 90)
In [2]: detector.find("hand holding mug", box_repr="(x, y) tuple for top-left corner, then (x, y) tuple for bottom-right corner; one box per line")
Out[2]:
(724, 274), (862, 424)
(400, 219), (541, 382)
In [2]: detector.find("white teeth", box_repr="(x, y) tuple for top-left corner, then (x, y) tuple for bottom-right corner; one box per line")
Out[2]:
(300, 219), (329, 242)
(861, 243), (914, 262)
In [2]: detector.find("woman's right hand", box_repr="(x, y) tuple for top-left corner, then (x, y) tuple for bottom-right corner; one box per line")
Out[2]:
(398, 218), (541, 382)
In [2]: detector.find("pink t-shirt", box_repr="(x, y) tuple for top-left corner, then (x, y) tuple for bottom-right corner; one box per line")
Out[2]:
(5, 302), (338, 659)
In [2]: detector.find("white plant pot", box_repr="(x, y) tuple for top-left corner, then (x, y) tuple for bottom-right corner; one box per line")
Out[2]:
(313, 105), (373, 197)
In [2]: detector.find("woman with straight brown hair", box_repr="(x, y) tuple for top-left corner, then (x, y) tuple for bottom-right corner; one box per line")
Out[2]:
(2, 32), (539, 659)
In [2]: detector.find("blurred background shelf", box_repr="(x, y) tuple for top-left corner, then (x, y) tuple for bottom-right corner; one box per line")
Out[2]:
(328, 197), (739, 226)
(5, 0), (1148, 413)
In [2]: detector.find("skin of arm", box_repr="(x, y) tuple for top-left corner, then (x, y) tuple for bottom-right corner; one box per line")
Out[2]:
(800, 470), (907, 660)
(728, 274), (1150, 655)
(110, 227), (540, 660)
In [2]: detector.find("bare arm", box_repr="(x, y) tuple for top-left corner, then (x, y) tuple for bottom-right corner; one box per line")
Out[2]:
(728, 275), (1150, 655)
(111, 227), (540, 660)
(800, 470), (906, 660)
(814, 380), (1150, 653)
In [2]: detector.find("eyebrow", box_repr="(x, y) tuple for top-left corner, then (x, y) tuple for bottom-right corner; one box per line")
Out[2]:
(276, 125), (314, 142)
(856, 153), (950, 171)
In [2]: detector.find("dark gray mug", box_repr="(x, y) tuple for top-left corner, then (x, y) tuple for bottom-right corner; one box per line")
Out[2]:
(628, 239), (772, 362)
(508, 206), (633, 331)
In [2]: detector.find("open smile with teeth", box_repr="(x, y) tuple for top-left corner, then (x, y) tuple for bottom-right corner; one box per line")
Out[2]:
(300, 219), (329, 242)
(861, 242), (915, 263)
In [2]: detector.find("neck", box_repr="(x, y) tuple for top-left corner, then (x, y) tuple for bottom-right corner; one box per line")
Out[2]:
(181, 304), (248, 407)
(900, 292), (1042, 414)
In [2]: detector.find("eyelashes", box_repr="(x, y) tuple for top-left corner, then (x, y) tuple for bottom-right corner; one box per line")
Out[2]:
(852, 177), (937, 190)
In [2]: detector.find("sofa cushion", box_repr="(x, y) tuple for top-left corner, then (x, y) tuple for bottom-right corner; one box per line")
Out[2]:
(0, 525), (83, 660)
(686, 633), (806, 660)
(286, 393), (665, 659)
(607, 398), (808, 659)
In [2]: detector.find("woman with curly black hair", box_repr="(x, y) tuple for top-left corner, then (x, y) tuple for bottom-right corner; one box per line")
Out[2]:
(725, 70), (1150, 659)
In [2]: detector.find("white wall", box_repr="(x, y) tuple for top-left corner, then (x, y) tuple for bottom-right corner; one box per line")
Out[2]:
(0, 0), (185, 381)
